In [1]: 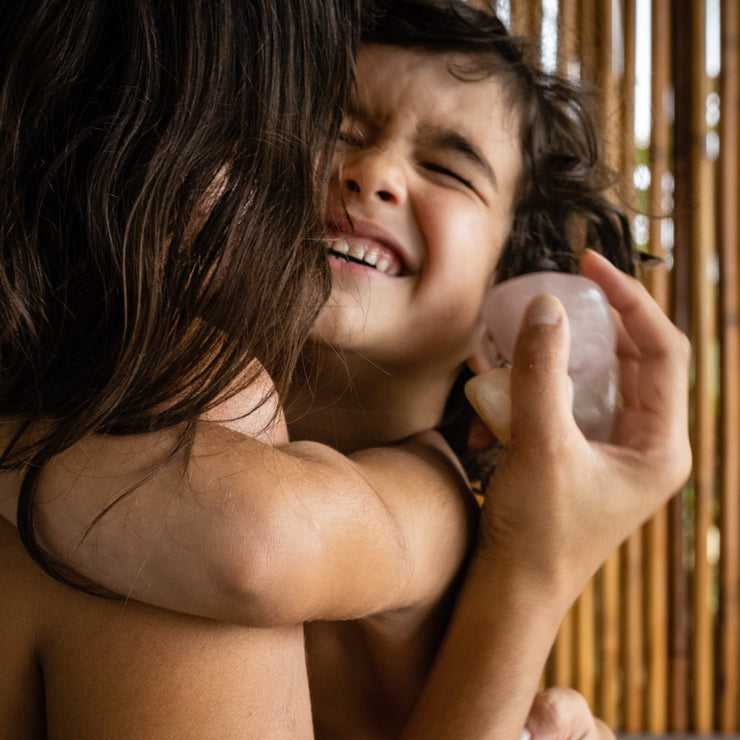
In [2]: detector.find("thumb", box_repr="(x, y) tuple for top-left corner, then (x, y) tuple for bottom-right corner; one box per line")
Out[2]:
(509, 293), (573, 444)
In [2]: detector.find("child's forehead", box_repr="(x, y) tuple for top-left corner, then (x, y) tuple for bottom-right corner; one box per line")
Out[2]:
(357, 44), (493, 88)
(350, 44), (506, 107)
(352, 45), (518, 136)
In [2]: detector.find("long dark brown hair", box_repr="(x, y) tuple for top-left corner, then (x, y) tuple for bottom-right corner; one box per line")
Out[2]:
(1, 0), (368, 583)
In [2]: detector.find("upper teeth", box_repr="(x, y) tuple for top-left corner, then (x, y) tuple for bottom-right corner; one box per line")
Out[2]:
(330, 238), (400, 276)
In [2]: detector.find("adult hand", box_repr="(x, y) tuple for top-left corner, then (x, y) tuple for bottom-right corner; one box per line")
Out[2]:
(524, 687), (614, 740)
(466, 249), (691, 605)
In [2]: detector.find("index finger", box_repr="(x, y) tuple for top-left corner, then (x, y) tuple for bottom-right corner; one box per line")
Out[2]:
(581, 249), (691, 442)
(580, 250), (681, 358)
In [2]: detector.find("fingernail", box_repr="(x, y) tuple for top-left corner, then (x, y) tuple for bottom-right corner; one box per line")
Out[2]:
(525, 294), (562, 327)
(520, 730), (532, 740)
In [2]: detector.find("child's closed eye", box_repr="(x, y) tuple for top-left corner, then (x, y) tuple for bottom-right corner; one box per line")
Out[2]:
(337, 127), (365, 148)
(419, 161), (475, 191)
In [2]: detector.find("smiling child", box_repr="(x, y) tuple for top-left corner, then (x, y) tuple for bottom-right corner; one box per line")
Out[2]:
(288, 4), (680, 735)
(288, 43), (523, 458)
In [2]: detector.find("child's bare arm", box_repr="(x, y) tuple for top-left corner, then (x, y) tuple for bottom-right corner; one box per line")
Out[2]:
(0, 410), (476, 626)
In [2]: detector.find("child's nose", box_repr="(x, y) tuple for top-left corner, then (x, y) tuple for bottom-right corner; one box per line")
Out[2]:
(340, 151), (407, 205)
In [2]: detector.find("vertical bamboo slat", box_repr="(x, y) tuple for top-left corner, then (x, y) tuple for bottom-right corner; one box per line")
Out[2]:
(546, 7), (586, 697)
(623, 531), (644, 729)
(556, 0), (578, 77)
(670, 1), (695, 729)
(616, 0), (645, 728)
(717, 0), (740, 730)
(644, 0), (672, 731)
(594, 0), (623, 726)
(599, 552), (620, 725)
(575, 582), (596, 708)
(646, 508), (670, 731)
(620, 0), (636, 184)
(550, 608), (575, 687)
(577, 0), (597, 87)
(510, 1), (542, 43)
(669, 495), (690, 731)
(688, 0), (717, 731)
(569, 2), (599, 713)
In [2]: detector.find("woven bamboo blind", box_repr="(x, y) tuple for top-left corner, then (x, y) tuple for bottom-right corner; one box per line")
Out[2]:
(487, 0), (740, 732)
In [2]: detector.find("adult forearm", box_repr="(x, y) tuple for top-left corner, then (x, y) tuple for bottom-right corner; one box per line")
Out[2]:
(400, 554), (566, 740)
(401, 253), (692, 738)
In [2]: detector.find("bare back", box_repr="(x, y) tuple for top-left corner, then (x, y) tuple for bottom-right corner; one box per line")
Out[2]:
(0, 518), (313, 739)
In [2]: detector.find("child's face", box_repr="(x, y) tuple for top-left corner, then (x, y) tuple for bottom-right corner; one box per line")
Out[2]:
(313, 44), (522, 374)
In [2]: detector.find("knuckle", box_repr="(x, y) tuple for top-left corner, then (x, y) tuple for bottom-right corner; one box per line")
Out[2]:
(529, 687), (588, 740)
(530, 690), (567, 726)
(676, 438), (693, 483)
(673, 329), (692, 363)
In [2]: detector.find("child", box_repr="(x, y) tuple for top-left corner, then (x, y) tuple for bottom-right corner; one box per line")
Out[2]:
(287, 4), (644, 734)
(0, 1), (691, 737)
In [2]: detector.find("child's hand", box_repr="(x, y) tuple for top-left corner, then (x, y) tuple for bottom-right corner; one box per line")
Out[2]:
(466, 249), (691, 605)
(524, 687), (614, 740)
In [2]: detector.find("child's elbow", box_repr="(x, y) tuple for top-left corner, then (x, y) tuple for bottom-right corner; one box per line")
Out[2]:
(204, 522), (316, 627)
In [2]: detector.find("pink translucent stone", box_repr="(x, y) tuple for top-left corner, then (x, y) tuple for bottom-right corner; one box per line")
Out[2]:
(480, 272), (618, 441)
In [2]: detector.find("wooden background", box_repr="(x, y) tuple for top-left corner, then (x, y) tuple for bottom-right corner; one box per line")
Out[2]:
(474, 0), (740, 732)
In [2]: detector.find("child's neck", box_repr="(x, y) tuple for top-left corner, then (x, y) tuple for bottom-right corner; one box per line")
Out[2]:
(286, 343), (461, 454)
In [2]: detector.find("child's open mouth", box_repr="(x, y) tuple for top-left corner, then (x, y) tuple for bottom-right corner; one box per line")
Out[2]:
(329, 238), (403, 276)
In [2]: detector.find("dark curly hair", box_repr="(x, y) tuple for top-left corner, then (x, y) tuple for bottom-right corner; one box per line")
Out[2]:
(364, 0), (637, 281)
(363, 0), (638, 470)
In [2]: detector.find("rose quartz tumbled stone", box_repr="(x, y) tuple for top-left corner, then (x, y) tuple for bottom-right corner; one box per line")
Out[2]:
(480, 272), (618, 442)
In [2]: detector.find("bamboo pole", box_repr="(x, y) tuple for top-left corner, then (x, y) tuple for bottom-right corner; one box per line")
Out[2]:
(549, 608), (575, 688)
(599, 552), (620, 725)
(671, 11), (693, 338)
(595, 0), (621, 170)
(575, 583), (596, 709)
(548, 0), (578, 696)
(557, 0), (579, 78)
(646, 509), (670, 731)
(623, 531), (645, 729)
(577, 0), (598, 87)
(670, 1), (698, 729)
(620, 0), (637, 184)
(588, 0), (623, 726)
(561, 4), (600, 718)
(669, 497), (689, 730)
(689, 0), (717, 730)
(510, 1), (542, 43)
(717, 0), (740, 731)
(644, 0), (672, 730)
(615, 1), (645, 727)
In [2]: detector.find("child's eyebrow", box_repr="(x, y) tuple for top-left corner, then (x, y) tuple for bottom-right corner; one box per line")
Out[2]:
(418, 125), (498, 189)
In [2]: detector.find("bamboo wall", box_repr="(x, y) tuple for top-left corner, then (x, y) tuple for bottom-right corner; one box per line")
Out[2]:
(492, 0), (740, 732)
